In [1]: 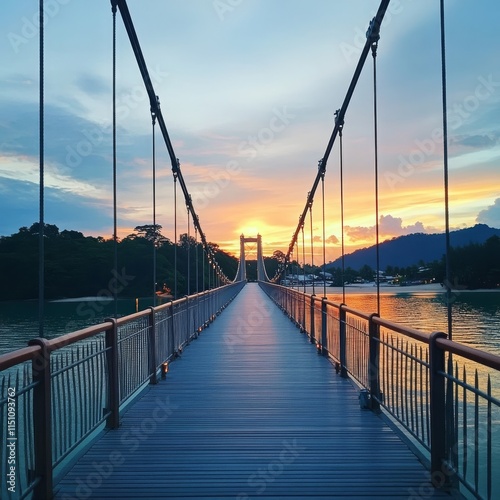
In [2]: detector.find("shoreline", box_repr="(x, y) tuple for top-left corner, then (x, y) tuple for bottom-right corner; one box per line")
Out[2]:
(300, 283), (500, 295)
(2, 284), (499, 304)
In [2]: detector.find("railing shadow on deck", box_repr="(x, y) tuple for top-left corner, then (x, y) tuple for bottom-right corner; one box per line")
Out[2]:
(0, 281), (245, 500)
(259, 281), (500, 500)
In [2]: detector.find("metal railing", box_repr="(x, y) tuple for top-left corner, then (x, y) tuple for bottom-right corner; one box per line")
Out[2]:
(0, 281), (245, 500)
(260, 281), (500, 500)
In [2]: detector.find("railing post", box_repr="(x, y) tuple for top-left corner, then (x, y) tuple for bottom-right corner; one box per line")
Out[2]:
(148, 307), (158, 385)
(429, 331), (451, 489)
(185, 295), (190, 342)
(310, 295), (316, 343)
(28, 338), (53, 500)
(168, 301), (175, 356)
(339, 305), (348, 377)
(368, 314), (381, 412)
(105, 318), (120, 429)
(321, 297), (328, 356)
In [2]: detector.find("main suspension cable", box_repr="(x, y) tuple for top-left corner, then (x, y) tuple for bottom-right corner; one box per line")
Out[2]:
(282, 0), (390, 272)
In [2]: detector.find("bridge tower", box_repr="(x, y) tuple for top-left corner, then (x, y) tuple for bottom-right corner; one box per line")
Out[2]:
(236, 234), (269, 282)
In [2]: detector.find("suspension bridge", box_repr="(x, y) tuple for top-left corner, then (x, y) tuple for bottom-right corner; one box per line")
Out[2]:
(1, 0), (500, 499)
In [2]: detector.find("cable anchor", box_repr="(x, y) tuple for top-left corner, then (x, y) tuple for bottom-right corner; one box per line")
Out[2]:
(151, 95), (160, 125)
(366, 17), (380, 57)
(334, 109), (344, 129)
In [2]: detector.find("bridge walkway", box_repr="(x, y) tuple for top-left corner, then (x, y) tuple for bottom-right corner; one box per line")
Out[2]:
(55, 283), (449, 499)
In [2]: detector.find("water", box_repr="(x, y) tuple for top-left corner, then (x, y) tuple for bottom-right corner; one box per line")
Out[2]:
(1, 288), (499, 356)
(324, 288), (500, 356)
(0, 297), (156, 355)
(1, 287), (499, 498)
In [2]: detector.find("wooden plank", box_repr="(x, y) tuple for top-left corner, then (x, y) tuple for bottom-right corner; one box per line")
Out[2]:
(55, 284), (449, 498)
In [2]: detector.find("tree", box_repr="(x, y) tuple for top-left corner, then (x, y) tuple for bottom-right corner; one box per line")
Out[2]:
(29, 222), (60, 238)
(359, 264), (374, 281)
(134, 224), (169, 245)
(178, 233), (197, 249)
(60, 229), (85, 239)
(272, 250), (286, 263)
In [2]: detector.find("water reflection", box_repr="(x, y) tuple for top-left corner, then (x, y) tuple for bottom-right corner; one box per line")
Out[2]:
(0, 297), (151, 355)
(1, 291), (499, 357)
(324, 290), (500, 356)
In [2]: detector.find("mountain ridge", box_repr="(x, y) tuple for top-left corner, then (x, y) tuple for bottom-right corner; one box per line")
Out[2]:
(326, 224), (500, 271)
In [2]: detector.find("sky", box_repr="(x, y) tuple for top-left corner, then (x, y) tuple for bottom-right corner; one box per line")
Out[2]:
(1, 0), (499, 262)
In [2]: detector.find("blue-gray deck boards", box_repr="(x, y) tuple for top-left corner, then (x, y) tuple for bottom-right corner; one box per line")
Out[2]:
(55, 283), (450, 499)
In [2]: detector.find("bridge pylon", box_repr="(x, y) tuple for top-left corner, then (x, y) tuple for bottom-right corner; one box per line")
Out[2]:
(235, 234), (269, 282)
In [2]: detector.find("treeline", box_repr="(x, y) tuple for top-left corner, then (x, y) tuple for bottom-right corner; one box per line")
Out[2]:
(0, 223), (239, 301)
(325, 236), (500, 289)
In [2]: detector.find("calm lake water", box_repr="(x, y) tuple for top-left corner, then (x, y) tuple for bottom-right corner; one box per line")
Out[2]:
(1, 286), (499, 498)
(0, 297), (155, 355)
(1, 286), (499, 356)
(324, 287), (500, 356)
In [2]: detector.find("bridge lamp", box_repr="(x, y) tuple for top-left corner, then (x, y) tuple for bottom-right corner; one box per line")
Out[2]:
(161, 361), (169, 379)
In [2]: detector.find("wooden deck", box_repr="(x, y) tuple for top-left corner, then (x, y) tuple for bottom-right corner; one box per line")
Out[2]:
(55, 283), (450, 499)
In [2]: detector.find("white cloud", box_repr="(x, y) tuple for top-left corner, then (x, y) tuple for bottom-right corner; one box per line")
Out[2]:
(476, 198), (500, 228)
(0, 155), (107, 200)
(346, 215), (429, 243)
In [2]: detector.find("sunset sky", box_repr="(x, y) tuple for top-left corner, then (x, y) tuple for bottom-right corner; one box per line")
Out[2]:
(1, 1), (499, 262)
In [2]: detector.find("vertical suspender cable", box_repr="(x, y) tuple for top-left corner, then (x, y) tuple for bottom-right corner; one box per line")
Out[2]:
(207, 253), (210, 291)
(440, 0), (452, 340)
(440, 0), (456, 475)
(202, 246), (205, 292)
(371, 33), (381, 316)
(187, 207), (191, 296)
(337, 113), (346, 305)
(173, 175), (178, 299)
(309, 200), (315, 296)
(195, 227), (199, 293)
(38, 0), (45, 337)
(292, 247), (297, 290)
(112, 1), (118, 318)
(321, 172), (326, 298)
(301, 224), (306, 293)
(151, 109), (157, 304)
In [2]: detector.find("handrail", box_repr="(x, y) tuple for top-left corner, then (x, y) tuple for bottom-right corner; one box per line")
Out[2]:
(0, 281), (245, 500)
(0, 345), (41, 371)
(437, 337), (500, 371)
(45, 322), (114, 351)
(258, 280), (500, 498)
(373, 315), (431, 343)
